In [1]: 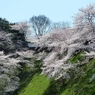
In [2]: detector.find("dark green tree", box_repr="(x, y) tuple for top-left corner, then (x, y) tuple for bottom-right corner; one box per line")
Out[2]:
(0, 18), (11, 32)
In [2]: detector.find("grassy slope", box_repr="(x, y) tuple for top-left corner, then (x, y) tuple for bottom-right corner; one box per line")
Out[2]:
(18, 52), (95, 95)
(18, 73), (50, 95)
(59, 55), (95, 95)
(17, 58), (50, 95)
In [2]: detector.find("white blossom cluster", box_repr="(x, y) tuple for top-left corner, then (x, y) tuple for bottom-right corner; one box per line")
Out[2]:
(0, 50), (34, 94)
(29, 4), (95, 80)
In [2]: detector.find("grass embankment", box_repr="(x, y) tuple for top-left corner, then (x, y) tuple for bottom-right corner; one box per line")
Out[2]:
(17, 52), (95, 95)
(59, 52), (95, 95)
(16, 58), (51, 95)
(59, 59), (95, 95)
(19, 74), (50, 95)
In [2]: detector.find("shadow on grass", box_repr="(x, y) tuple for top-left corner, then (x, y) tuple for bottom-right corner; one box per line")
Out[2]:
(42, 78), (67, 95)
(13, 59), (43, 95)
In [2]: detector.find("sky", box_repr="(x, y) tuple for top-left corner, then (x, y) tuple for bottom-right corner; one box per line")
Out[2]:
(0, 0), (95, 24)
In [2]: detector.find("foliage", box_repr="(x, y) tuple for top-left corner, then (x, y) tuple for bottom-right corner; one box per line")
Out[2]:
(11, 21), (31, 40)
(28, 3), (95, 80)
(0, 50), (34, 94)
(1, 2), (95, 95)
(73, 4), (95, 31)
(69, 51), (85, 63)
(0, 31), (14, 53)
(0, 17), (11, 32)
(0, 51), (20, 94)
(42, 78), (65, 95)
(58, 59), (95, 95)
(14, 52), (95, 95)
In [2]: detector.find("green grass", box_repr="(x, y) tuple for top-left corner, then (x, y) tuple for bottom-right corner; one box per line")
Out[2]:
(17, 52), (95, 95)
(18, 73), (50, 95)
(58, 59), (95, 95)
(68, 51), (85, 63)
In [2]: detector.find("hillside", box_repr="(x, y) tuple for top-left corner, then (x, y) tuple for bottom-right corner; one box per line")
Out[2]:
(13, 51), (95, 95)
(0, 3), (95, 95)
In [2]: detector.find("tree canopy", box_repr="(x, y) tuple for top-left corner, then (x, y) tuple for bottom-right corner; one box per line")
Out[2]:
(0, 17), (11, 32)
(29, 15), (51, 38)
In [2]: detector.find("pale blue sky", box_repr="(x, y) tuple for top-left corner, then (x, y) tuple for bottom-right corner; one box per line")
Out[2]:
(0, 0), (95, 24)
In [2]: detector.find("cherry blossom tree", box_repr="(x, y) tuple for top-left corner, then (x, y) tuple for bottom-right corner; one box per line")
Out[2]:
(11, 21), (31, 40)
(28, 4), (95, 80)
(38, 27), (95, 79)
(0, 49), (34, 94)
(73, 4), (95, 31)
(0, 31), (14, 53)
